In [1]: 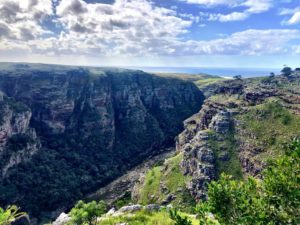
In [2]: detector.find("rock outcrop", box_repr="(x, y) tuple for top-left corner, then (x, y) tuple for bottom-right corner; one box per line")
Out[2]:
(177, 108), (236, 200)
(177, 73), (300, 200)
(0, 92), (40, 178)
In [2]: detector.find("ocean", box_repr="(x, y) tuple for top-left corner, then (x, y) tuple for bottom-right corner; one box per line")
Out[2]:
(126, 67), (281, 78)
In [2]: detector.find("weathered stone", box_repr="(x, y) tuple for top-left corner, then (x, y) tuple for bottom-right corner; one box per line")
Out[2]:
(144, 204), (161, 211)
(52, 213), (70, 225)
(119, 204), (142, 213)
(106, 208), (116, 216)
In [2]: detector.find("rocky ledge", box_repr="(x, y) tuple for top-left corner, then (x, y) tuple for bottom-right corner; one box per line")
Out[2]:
(177, 73), (300, 200)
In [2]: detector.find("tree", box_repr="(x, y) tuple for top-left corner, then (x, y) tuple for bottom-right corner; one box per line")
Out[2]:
(0, 205), (27, 225)
(233, 75), (242, 80)
(270, 72), (275, 78)
(193, 138), (300, 225)
(69, 200), (106, 225)
(281, 66), (293, 77)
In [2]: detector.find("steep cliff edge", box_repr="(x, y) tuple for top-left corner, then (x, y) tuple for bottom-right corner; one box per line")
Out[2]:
(0, 92), (41, 178)
(0, 63), (204, 222)
(177, 72), (300, 200)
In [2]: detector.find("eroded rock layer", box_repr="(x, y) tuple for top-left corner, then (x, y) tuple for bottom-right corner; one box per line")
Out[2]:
(177, 72), (300, 200)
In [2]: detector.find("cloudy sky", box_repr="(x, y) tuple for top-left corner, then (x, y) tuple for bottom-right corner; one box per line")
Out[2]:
(0, 0), (300, 68)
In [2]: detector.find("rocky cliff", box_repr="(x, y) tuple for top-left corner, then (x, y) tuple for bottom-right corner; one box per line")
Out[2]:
(177, 72), (300, 200)
(0, 63), (204, 222)
(0, 92), (41, 178)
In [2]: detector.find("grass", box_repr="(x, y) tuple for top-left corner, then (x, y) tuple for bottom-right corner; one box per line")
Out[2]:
(209, 94), (243, 106)
(98, 209), (198, 225)
(194, 77), (225, 89)
(136, 153), (195, 213)
(139, 167), (162, 204)
(153, 73), (225, 90)
(238, 100), (300, 162)
(208, 130), (243, 180)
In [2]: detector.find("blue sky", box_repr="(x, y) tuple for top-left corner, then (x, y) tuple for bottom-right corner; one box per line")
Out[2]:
(0, 0), (300, 68)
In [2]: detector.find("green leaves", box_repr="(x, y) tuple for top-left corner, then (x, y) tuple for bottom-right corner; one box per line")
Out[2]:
(0, 205), (27, 225)
(195, 138), (300, 225)
(169, 209), (192, 225)
(69, 200), (107, 225)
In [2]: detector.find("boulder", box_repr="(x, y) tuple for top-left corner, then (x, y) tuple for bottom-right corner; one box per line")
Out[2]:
(52, 213), (71, 225)
(119, 204), (142, 213)
(144, 204), (161, 211)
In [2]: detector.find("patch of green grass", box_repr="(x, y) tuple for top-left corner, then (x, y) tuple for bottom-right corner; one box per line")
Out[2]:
(153, 73), (225, 90)
(136, 153), (196, 213)
(164, 153), (186, 192)
(209, 94), (242, 105)
(194, 77), (224, 89)
(139, 166), (162, 204)
(113, 191), (132, 209)
(99, 209), (198, 225)
(238, 100), (300, 161)
(208, 131), (243, 180)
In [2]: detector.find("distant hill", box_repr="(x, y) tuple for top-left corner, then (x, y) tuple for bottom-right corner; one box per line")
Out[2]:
(154, 73), (226, 95)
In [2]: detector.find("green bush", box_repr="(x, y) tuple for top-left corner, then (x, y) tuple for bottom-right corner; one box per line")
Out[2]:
(0, 205), (27, 225)
(169, 209), (192, 225)
(69, 200), (107, 225)
(195, 138), (300, 225)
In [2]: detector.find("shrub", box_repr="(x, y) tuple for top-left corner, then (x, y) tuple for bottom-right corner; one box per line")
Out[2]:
(233, 75), (242, 80)
(69, 200), (107, 225)
(195, 138), (300, 225)
(0, 205), (27, 225)
(169, 209), (192, 225)
(281, 66), (292, 77)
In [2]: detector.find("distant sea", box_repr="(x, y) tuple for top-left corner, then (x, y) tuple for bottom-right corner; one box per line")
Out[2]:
(126, 67), (281, 78)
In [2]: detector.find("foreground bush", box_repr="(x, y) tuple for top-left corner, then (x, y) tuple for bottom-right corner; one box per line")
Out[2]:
(0, 205), (27, 225)
(171, 138), (300, 225)
(69, 200), (106, 225)
(198, 138), (299, 225)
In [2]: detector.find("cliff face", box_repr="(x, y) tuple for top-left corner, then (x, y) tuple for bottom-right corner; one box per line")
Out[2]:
(0, 92), (41, 178)
(177, 73), (300, 200)
(0, 64), (204, 221)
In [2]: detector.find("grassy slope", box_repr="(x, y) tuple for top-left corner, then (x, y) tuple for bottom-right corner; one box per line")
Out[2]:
(153, 73), (225, 90)
(99, 210), (198, 225)
(238, 100), (300, 161)
(208, 131), (243, 180)
(135, 153), (195, 213)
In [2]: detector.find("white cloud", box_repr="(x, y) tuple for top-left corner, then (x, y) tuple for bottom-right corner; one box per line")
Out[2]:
(182, 0), (241, 7)
(0, 0), (299, 61)
(279, 7), (300, 16)
(0, 0), (53, 40)
(52, 0), (192, 56)
(287, 12), (300, 25)
(175, 29), (300, 55)
(184, 0), (273, 22)
(208, 12), (249, 22)
(280, 7), (300, 25)
(243, 0), (272, 13)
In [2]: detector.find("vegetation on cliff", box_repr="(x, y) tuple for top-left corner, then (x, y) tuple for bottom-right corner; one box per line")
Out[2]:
(133, 153), (196, 213)
(171, 138), (299, 225)
(62, 138), (298, 225)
